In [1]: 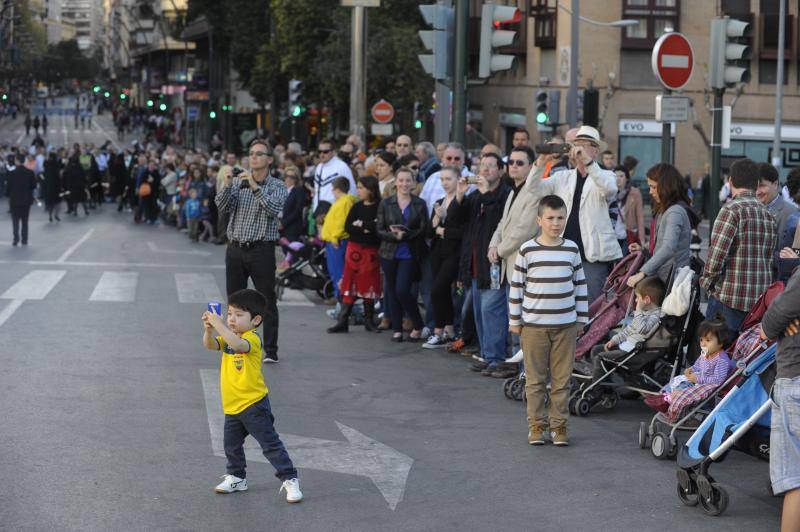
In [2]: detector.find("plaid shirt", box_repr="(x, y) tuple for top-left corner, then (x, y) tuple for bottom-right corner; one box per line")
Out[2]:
(215, 175), (288, 243)
(700, 191), (777, 311)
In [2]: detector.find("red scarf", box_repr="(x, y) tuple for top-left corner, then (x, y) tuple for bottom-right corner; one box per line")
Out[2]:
(648, 216), (658, 254)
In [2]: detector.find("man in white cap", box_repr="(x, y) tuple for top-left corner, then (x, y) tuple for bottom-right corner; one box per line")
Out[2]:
(530, 125), (622, 303)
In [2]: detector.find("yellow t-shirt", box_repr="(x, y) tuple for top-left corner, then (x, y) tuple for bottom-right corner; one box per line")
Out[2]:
(216, 330), (268, 415)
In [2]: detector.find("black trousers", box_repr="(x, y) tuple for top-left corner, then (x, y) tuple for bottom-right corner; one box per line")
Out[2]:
(10, 204), (31, 244)
(225, 242), (279, 355)
(430, 251), (460, 328)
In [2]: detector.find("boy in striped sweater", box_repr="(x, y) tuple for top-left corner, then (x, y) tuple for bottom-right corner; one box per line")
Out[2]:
(509, 195), (589, 446)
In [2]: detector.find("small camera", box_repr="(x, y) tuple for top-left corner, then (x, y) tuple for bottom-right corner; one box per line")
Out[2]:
(535, 143), (571, 155)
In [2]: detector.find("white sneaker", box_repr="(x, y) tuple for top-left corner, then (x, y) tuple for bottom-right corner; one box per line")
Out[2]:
(422, 334), (448, 349)
(280, 478), (303, 503)
(506, 349), (524, 364)
(215, 474), (248, 494)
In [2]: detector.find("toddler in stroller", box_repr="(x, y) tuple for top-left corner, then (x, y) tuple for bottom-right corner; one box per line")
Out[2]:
(275, 237), (334, 301)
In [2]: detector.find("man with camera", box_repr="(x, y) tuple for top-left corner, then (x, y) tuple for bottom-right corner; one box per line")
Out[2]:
(216, 139), (288, 363)
(529, 126), (622, 303)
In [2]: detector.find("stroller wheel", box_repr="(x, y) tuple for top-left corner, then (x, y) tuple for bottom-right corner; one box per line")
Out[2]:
(568, 396), (577, 415)
(600, 392), (619, 410)
(676, 481), (699, 507)
(503, 377), (516, 400)
(511, 379), (526, 401)
(651, 432), (669, 459)
(576, 397), (591, 417)
(699, 483), (729, 516)
(317, 280), (334, 300)
(637, 422), (648, 449)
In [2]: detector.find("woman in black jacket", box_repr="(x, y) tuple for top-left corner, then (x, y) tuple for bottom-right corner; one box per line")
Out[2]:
(423, 166), (466, 348)
(280, 166), (305, 243)
(43, 152), (63, 222)
(376, 167), (430, 342)
(63, 155), (88, 216)
(328, 176), (383, 334)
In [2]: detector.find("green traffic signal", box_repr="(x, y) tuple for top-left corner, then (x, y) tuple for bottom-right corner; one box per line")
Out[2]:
(103, 91), (110, 98)
(1, 94), (7, 101)
(120, 93), (126, 100)
(414, 119), (423, 129)
(209, 111), (217, 119)
(291, 104), (304, 118)
(146, 99), (154, 107)
(159, 103), (167, 111)
(93, 85), (100, 93)
(536, 112), (548, 124)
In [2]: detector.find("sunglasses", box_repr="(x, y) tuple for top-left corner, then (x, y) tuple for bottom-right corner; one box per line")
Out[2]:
(249, 151), (271, 157)
(508, 159), (529, 167)
(319, 149), (332, 154)
(444, 156), (462, 161)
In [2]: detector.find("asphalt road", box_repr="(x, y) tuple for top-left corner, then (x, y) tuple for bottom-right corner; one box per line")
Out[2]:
(0, 195), (780, 530)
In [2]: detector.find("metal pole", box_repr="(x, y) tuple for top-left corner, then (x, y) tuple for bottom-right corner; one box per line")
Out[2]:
(661, 90), (671, 164)
(349, 6), (365, 144)
(709, 88), (724, 228)
(771, 0), (785, 169)
(566, 0), (579, 127)
(434, 81), (450, 145)
(452, 0), (467, 144)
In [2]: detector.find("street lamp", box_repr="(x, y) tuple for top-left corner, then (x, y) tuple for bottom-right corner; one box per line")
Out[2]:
(558, 2), (639, 127)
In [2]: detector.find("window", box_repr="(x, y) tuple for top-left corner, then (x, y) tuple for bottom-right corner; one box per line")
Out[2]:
(531, 0), (556, 49)
(621, 0), (680, 49)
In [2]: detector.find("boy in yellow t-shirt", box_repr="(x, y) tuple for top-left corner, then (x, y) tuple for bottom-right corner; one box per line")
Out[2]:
(202, 289), (302, 503)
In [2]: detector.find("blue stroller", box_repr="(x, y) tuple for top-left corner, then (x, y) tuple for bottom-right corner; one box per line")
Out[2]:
(675, 344), (776, 516)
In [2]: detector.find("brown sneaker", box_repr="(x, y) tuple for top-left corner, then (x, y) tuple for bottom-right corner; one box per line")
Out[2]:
(528, 425), (547, 445)
(551, 426), (569, 446)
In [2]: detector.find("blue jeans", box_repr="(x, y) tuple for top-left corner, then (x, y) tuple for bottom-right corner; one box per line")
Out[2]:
(381, 258), (424, 333)
(419, 256), (436, 330)
(705, 296), (747, 333)
(472, 279), (509, 365)
(771, 377), (800, 495)
(223, 395), (297, 481)
(326, 240), (347, 299)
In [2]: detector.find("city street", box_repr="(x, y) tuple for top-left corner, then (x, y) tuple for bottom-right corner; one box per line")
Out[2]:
(0, 201), (781, 531)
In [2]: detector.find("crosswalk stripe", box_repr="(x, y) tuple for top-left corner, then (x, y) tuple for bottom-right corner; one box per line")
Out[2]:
(89, 271), (139, 302)
(278, 288), (315, 307)
(175, 273), (223, 304)
(0, 270), (66, 300)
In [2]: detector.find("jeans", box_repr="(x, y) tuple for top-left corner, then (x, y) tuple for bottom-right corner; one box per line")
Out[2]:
(325, 241), (347, 299)
(381, 258), (424, 333)
(418, 256), (436, 330)
(471, 279), (509, 365)
(705, 296), (747, 333)
(770, 377), (800, 495)
(223, 395), (297, 481)
(582, 260), (611, 304)
(225, 241), (279, 355)
(10, 204), (30, 244)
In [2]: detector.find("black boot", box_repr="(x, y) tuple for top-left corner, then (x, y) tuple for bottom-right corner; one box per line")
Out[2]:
(363, 300), (378, 332)
(327, 303), (353, 333)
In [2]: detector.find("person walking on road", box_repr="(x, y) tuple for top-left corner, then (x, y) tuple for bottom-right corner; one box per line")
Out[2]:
(24, 114), (31, 136)
(216, 138), (288, 364)
(63, 155), (89, 216)
(6, 153), (36, 245)
(41, 115), (48, 136)
(32, 116), (40, 135)
(43, 152), (63, 222)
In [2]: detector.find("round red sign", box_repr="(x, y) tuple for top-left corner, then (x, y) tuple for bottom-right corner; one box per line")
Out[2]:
(371, 100), (395, 124)
(651, 32), (694, 91)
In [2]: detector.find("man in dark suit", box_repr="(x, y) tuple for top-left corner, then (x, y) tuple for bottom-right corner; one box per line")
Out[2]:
(6, 153), (37, 246)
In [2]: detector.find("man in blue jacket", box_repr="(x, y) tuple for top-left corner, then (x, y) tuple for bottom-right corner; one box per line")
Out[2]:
(6, 153), (36, 246)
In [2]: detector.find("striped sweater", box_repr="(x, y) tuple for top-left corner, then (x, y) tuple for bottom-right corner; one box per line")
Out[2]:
(508, 238), (589, 327)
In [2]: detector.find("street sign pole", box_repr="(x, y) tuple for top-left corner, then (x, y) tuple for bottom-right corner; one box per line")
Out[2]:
(709, 88), (724, 227)
(452, 0), (467, 144)
(661, 89), (671, 164)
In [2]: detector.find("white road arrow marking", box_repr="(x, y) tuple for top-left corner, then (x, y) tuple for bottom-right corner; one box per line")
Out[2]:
(147, 242), (211, 256)
(0, 270), (67, 329)
(200, 369), (413, 510)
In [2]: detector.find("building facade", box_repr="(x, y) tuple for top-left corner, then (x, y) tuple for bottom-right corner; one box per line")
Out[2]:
(469, 0), (798, 182)
(62, 0), (104, 52)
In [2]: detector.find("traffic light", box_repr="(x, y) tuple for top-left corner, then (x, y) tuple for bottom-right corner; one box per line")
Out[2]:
(119, 93), (126, 100)
(582, 87), (599, 127)
(1, 94), (7, 101)
(535, 90), (549, 130)
(92, 85), (101, 93)
(146, 99), (154, 108)
(159, 103), (167, 111)
(478, 3), (520, 78)
(289, 79), (305, 118)
(103, 91), (110, 98)
(709, 16), (752, 88)
(413, 101), (423, 129)
(209, 110), (217, 119)
(418, 4), (454, 80)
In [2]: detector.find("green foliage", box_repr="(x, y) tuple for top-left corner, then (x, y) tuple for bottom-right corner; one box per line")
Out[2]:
(38, 40), (102, 83)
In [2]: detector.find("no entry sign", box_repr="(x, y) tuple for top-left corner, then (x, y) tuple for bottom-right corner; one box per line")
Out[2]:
(371, 99), (395, 124)
(651, 32), (694, 91)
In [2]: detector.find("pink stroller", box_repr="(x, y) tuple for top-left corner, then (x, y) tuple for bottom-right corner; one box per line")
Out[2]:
(575, 251), (646, 360)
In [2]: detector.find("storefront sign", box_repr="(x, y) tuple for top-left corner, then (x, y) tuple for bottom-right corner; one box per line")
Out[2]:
(729, 122), (800, 142)
(619, 119), (675, 137)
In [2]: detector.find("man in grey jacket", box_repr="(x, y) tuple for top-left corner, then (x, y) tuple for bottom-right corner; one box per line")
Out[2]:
(761, 266), (800, 531)
(758, 163), (798, 257)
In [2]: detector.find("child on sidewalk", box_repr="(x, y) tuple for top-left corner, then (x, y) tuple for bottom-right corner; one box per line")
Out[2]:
(202, 289), (302, 503)
(184, 188), (202, 242)
(320, 177), (356, 301)
(508, 195), (589, 447)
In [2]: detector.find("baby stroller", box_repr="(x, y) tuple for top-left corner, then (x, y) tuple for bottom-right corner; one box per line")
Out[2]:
(502, 252), (645, 402)
(568, 271), (703, 417)
(275, 237), (334, 301)
(674, 345), (776, 516)
(638, 281), (785, 460)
